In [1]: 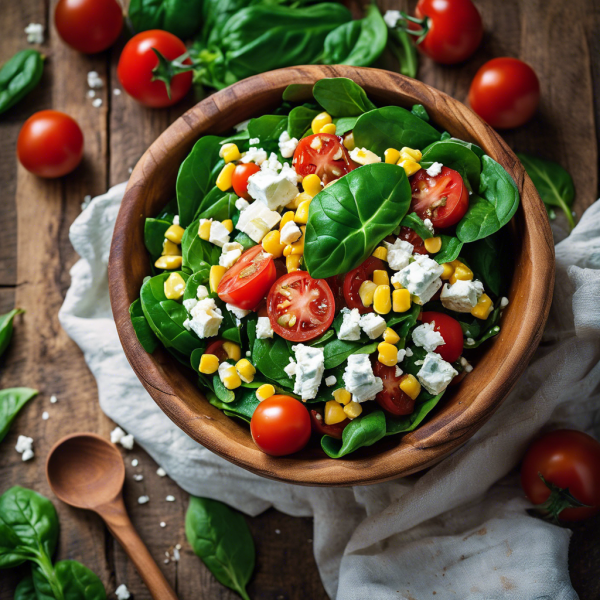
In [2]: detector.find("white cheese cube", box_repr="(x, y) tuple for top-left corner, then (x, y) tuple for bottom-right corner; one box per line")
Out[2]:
(241, 147), (267, 165)
(256, 316), (274, 339)
(226, 303), (251, 319)
(110, 427), (126, 444)
(183, 298), (197, 313)
(338, 307), (361, 341)
(440, 279), (484, 313)
(209, 221), (230, 248)
(291, 344), (325, 399)
(284, 359), (297, 377)
(120, 434), (135, 450)
(425, 162), (443, 177)
(235, 198), (250, 212)
(417, 352), (458, 395)
(219, 241), (244, 268)
(235, 201), (281, 242)
(359, 313), (387, 339)
(261, 152), (283, 173)
(384, 238), (414, 271)
(15, 435), (34, 461)
(423, 218), (435, 234)
(325, 375), (337, 386)
(280, 221), (302, 245)
(247, 169), (298, 211)
(196, 285), (209, 300)
(350, 147), (381, 165)
(186, 298), (223, 339)
(412, 322), (445, 353)
(343, 354), (383, 403)
(279, 131), (299, 158)
(395, 254), (443, 303)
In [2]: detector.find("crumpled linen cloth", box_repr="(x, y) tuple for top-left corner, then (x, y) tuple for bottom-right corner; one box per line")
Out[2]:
(59, 181), (600, 600)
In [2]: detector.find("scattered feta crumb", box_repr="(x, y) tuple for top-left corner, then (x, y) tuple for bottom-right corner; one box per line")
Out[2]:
(219, 242), (244, 268)
(113, 88), (122, 96)
(164, 558), (170, 564)
(87, 71), (103, 89)
(235, 201), (281, 242)
(412, 322), (445, 353)
(50, 395), (58, 404)
(160, 521), (167, 528)
(325, 376), (337, 387)
(166, 495), (176, 502)
(235, 198), (250, 212)
(133, 474), (144, 482)
(405, 347), (413, 357)
(87, 90), (96, 98)
(291, 345), (325, 399)
(426, 162), (443, 177)
(156, 467), (167, 477)
(120, 434), (135, 450)
(226, 303), (251, 320)
(284, 359), (297, 377)
(275, 529), (281, 534)
(397, 348), (406, 364)
(423, 218), (435, 234)
(131, 459), (139, 467)
(383, 10), (401, 28)
(343, 354), (383, 403)
(209, 220), (230, 247)
(279, 131), (299, 158)
(460, 356), (474, 373)
(111, 427), (126, 444)
(339, 307), (362, 341)
(173, 215), (180, 226)
(92, 98), (103, 108)
(256, 316), (274, 339)
(359, 313), (387, 339)
(249, 137), (260, 145)
(241, 146), (268, 165)
(394, 254), (443, 304)
(395, 366), (403, 377)
(350, 147), (381, 165)
(137, 495), (150, 505)
(280, 220), (302, 245)
(42, 411), (49, 420)
(15, 435), (34, 461)
(441, 280), (484, 313)
(247, 166), (299, 211)
(115, 584), (131, 600)
(384, 238), (414, 271)
(81, 195), (92, 211)
(500, 297), (509, 308)
(185, 298), (223, 338)
(25, 23), (44, 44)
(417, 352), (458, 395)
(466, 337), (475, 346)
(172, 547), (180, 561)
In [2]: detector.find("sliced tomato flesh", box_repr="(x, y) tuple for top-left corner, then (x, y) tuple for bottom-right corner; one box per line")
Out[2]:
(373, 360), (416, 416)
(310, 409), (349, 439)
(343, 256), (385, 314)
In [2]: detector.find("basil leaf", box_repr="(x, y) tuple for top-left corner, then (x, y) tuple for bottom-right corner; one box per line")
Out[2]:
(434, 235), (463, 264)
(129, 0), (203, 39)
(420, 139), (482, 190)
(144, 218), (171, 259)
(129, 299), (159, 354)
(312, 77), (376, 117)
(0, 388), (38, 444)
(0, 50), (44, 115)
(353, 106), (441, 156)
(251, 336), (294, 389)
(14, 575), (37, 600)
(181, 220), (221, 272)
(321, 410), (387, 458)
(388, 28), (418, 79)
(322, 340), (378, 370)
(333, 116), (358, 136)
(54, 560), (107, 600)
(0, 521), (32, 568)
(304, 163), (411, 278)
(400, 212), (433, 240)
(516, 153), (575, 229)
(186, 497), (255, 600)
(385, 392), (444, 435)
(0, 308), (23, 358)
(460, 231), (510, 297)
(287, 106), (320, 139)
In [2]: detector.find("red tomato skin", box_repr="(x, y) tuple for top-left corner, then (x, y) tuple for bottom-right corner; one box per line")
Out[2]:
(251, 396), (311, 456)
(343, 256), (386, 314)
(17, 110), (84, 178)
(399, 227), (428, 255)
(293, 133), (356, 185)
(117, 31), (192, 108)
(521, 430), (600, 521)
(373, 361), (416, 416)
(204, 339), (229, 362)
(413, 0), (483, 64)
(420, 311), (464, 363)
(232, 163), (261, 199)
(55, 0), (123, 54)
(310, 409), (349, 440)
(469, 58), (540, 129)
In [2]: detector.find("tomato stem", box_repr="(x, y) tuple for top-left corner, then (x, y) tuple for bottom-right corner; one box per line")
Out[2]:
(526, 473), (591, 524)
(150, 48), (198, 99)
(390, 12), (430, 45)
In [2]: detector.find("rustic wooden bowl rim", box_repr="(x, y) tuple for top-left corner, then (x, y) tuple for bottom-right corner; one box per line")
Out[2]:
(108, 65), (554, 487)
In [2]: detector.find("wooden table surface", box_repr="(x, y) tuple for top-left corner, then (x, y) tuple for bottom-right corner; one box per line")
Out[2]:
(1, 0), (599, 598)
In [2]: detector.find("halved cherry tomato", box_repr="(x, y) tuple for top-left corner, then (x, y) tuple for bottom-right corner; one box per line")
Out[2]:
(267, 272), (335, 342)
(217, 246), (276, 311)
(310, 409), (349, 440)
(232, 163), (261, 199)
(293, 133), (356, 185)
(204, 339), (229, 362)
(343, 256), (385, 315)
(325, 275), (346, 313)
(251, 395), (311, 456)
(420, 311), (463, 363)
(410, 166), (469, 229)
(373, 360), (416, 416)
(399, 227), (428, 255)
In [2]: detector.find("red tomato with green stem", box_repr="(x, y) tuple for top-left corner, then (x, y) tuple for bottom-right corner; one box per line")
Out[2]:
(373, 361), (416, 416)
(232, 163), (260, 199)
(293, 133), (356, 185)
(343, 256), (386, 314)
(521, 430), (600, 522)
(310, 409), (349, 440)
(420, 311), (464, 363)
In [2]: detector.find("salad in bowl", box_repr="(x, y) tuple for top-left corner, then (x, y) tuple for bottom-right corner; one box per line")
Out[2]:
(130, 77), (518, 459)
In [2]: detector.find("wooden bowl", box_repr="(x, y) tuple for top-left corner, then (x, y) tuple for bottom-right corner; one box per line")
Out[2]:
(108, 65), (554, 487)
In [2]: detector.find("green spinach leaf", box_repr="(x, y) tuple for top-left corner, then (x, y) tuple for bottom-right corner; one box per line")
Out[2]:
(411, 104), (429, 121)
(322, 340), (378, 370)
(312, 77), (376, 117)
(54, 560), (107, 600)
(321, 410), (386, 458)
(208, 387), (261, 422)
(197, 192), (238, 221)
(420, 139), (482, 190)
(0, 308), (23, 358)
(282, 83), (313, 103)
(144, 218), (171, 259)
(129, 0), (204, 39)
(14, 575), (37, 600)
(183, 268), (211, 301)
(400, 212), (433, 240)
(0, 388), (38, 444)
(455, 193), (500, 242)
(460, 231), (510, 297)
(251, 336), (294, 389)
(333, 116), (358, 136)
(434, 235), (463, 264)
(247, 114), (287, 149)
(129, 299), (159, 354)
(182, 220), (221, 272)
(0, 50), (44, 115)
(287, 105), (320, 139)
(385, 392), (444, 435)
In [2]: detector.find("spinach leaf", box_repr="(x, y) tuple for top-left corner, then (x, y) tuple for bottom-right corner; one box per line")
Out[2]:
(0, 308), (23, 358)
(386, 303), (420, 339)
(182, 220), (221, 272)
(323, 340), (378, 370)
(434, 235), (463, 264)
(208, 387), (261, 422)
(411, 104), (429, 121)
(176, 135), (225, 227)
(197, 192), (238, 221)
(129, 299), (159, 354)
(54, 560), (107, 600)
(455, 193), (500, 242)
(388, 28), (418, 79)
(460, 231), (510, 297)
(0, 388), (38, 444)
(14, 575), (37, 600)
(400, 212), (433, 240)
(420, 139), (482, 190)
(445, 137), (484, 158)
(0, 50), (44, 115)
(251, 336), (294, 389)
(183, 268), (211, 301)
(287, 106), (320, 139)
(233, 231), (256, 252)
(517, 153), (575, 229)
(128, 0), (204, 39)
(247, 114), (287, 149)
(304, 163), (411, 278)
(353, 106), (441, 156)
(333, 116), (358, 136)
(312, 77), (376, 117)
(321, 410), (386, 458)
(282, 83), (313, 103)
(186, 496), (255, 600)
(144, 218), (171, 259)
(385, 392), (444, 435)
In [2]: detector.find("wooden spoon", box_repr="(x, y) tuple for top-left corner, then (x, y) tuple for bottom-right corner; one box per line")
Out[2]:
(46, 432), (178, 600)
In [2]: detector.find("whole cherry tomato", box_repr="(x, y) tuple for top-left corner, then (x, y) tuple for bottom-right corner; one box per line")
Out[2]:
(420, 312), (464, 363)
(232, 163), (261, 199)
(17, 110), (84, 178)
(469, 58), (540, 129)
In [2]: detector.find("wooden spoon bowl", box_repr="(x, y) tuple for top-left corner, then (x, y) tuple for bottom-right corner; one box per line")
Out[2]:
(108, 65), (554, 487)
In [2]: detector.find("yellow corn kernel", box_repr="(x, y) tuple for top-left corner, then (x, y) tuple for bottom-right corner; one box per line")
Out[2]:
(311, 111), (332, 134)
(343, 401), (362, 420)
(358, 280), (378, 307)
(384, 148), (401, 164)
(219, 143), (241, 163)
(372, 269), (389, 286)
(199, 219), (212, 241)
(373, 284), (392, 315)
(209, 265), (227, 292)
(320, 123), (337, 135)
(289, 226), (305, 255)
(286, 192), (311, 210)
(262, 230), (286, 258)
(235, 358), (256, 383)
(294, 200), (311, 224)
(471, 293), (493, 320)
(283, 244), (293, 257)
(279, 211), (295, 230)
(199, 354), (219, 374)
(164, 272), (186, 300)
(398, 158), (422, 177)
(441, 263), (454, 280)
(220, 365), (241, 390)
(383, 327), (400, 345)
(302, 174), (322, 198)
(424, 236), (442, 253)
(222, 341), (241, 362)
(400, 147), (423, 162)
(162, 239), (181, 256)
(343, 132), (355, 151)
(154, 255), (183, 270)
(332, 388), (351, 405)
(256, 383), (275, 401)
(164, 224), (185, 244)
(450, 261), (474, 284)
(378, 341), (398, 366)
(400, 374), (421, 400)
(222, 219), (234, 233)
(216, 162), (236, 191)
(324, 400), (346, 425)
(286, 254), (302, 273)
(392, 288), (411, 313)
(372, 246), (388, 261)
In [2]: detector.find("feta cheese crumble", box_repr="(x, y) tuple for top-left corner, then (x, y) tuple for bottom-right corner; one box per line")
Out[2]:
(423, 218), (435, 234)
(87, 71), (103, 89)
(325, 375), (337, 387)
(291, 345), (325, 399)
(397, 348), (406, 364)
(247, 166), (299, 210)
(235, 201), (281, 242)
(417, 352), (458, 395)
(111, 427), (126, 444)
(249, 137), (260, 145)
(157, 467), (167, 477)
(92, 98), (103, 108)
(226, 303), (251, 320)
(395, 366), (403, 377)
(42, 411), (49, 420)
(394, 254), (443, 304)
(131, 459), (139, 467)
(338, 307), (361, 341)
(235, 198), (250, 212)
(207, 220), (230, 247)
(15, 435), (34, 461)
(280, 220), (302, 245)
(384, 238), (414, 271)
(133, 474), (144, 482)
(359, 313), (387, 339)
(350, 147), (381, 165)
(115, 584), (131, 600)
(284, 359), (297, 377)
(50, 395), (58, 403)
(500, 296), (510, 308)
(256, 316), (274, 339)
(426, 162), (443, 177)
(184, 298), (223, 338)
(279, 131), (299, 158)
(219, 241), (244, 268)
(460, 356), (474, 373)
(412, 322), (445, 353)
(120, 434), (135, 450)
(25, 23), (44, 44)
(383, 10), (402, 28)
(241, 147), (267, 165)
(440, 279), (484, 313)
(166, 495), (176, 502)
(137, 495), (150, 505)
(343, 354), (383, 402)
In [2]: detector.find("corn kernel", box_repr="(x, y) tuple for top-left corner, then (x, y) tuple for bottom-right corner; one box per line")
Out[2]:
(286, 254), (302, 273)
(320, 123), (337, 135)
(471, 293), (493, 320)
(164, 224), (185, 244)
(283, 244), (293, 257)
(262, 230), (285, 258)
(343, 132), (355, 151)
(164, 272), (186, 300)
(311, 111), (332, 134)
(373, 284), (392, 315)
(222, 341), (241, 362)
(383, 328), (400, 344)
(286, 192), (311, 210)
(358, 280), (378, 307)
(384, 148), (401, 164)
(325, 400), (346, 425)
(235, 358), (256, 383)
(216, 162), (236, 191)
(209, 265), (227, 292)
(199, 219), (212, 241)
(343, 401), (362, 419)
(279, 211), (295, 230)
(219, 143), (242, 163)
(399, 374), (421, 400)
(400, 147), (423, 162)
(450, 261), (473, 284)
(441, 263), (454, 280)
(256, 384), (275, 401)
(378, 341), (398, 366)
(154, 255), (183, 270)
(199, 354), (219, 374)
(220, 365), (241, 390)
(222, 219), (234, 233)
(372, 246), (388, 261)
(398, 158), (422, 177)
(372, 269), (389, 286)
(392, 288), (411, 312)
(424, 236), (442, 253)
(294, 200), (311, 224)
(332, 388), (351, 405)
(162, 239), (181, 256)
(302, 174), (322, 197)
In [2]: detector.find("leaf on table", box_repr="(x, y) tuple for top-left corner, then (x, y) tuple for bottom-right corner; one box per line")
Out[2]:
(0, 308), (24, 358)
(0, 387), (38, 443)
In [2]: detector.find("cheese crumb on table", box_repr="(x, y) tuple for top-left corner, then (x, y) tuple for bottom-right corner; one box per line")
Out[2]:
(120, 434), (135, 450)
(166, 495), (176, 502)
(156, 467), (166, 477)
(15, 435), (34, 461)
(115, 584), (131, 600)
(50, 395), (58, 403)
(137, 495), (150, 505)
(87, 71), (103, 89)
(133, 474), (143, 482)
(24, 23), (44, 44)
(131, 459), (139, 467)
(110, 427), (126, 444)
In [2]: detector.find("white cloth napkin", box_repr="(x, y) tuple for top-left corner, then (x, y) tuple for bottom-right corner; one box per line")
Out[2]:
(59, 182), (600, 600)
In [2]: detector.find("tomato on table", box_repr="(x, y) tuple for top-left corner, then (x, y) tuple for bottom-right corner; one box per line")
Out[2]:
(420, 311), (463, 363)
(343, 256), (386, 314)
(293, 133), (356, 185)
(410, 166), (469, 229)
(267, 272), (335, 342)
(117, 30), (192, 108)
(17, 110), (84, 178)
(521, 430), (600, 522)
(217, 246), (276, 311)
(373, 361), (416, 416)
(399, 227), (427, 255)
(251, 395), (311, 456)
(310, 409), (349, 440)
(232, 163), (261, 199)
(469, 58), (540, 129)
